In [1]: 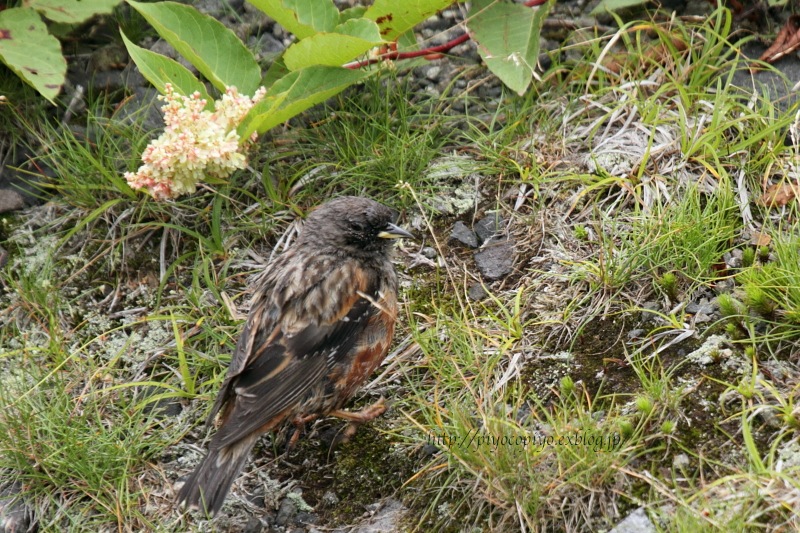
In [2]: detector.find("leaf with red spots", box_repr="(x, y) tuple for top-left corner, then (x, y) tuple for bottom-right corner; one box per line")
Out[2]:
(23, 0), (122, 24)
(0, 7), (65, 103)
(364, 0), (452, 40)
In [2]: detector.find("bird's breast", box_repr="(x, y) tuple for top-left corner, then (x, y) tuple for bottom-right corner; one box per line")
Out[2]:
(335, 283), (398, 398)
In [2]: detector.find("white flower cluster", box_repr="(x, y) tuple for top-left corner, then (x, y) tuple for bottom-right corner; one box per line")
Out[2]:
(125, 84), (266, 200)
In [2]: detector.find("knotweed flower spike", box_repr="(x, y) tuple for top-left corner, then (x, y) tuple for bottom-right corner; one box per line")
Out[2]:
(125, 84), (266, 200)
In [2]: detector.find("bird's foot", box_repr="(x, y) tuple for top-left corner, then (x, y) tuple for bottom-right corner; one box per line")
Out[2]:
(329, 397), (387, 443)
(286, 413), (319, 453)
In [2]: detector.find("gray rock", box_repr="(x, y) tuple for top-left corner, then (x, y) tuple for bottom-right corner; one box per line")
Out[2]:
(421, 443), (440, 456)
(150, 39), (198, 74)
(116, 87), (164, 131)
(420, 247), (438, 260)
(0, 482), (36, 533)
(693, 312), (714, 324)
(450, 221), (478, 248)
(0, 147), (50, 206)
(121, 61), (148, 89)
(474, 240), (515, 280)
(474, 213), (504, 243)
(686, 301), (715, 315)
(424, 65), (441, 81)
(609, 507), (656, 533)
(321, 490), (339, 506)
(642, 301), (662, 312)
(627, 329), (646, 340)
(249, 33), (286, 58)
(351, 498), (408, 533)
(90, 70), (126, 93)
(468, 283), (488, 301)
(140, 385), (183, 418)
(275, 496), (298, 527)
(731, 42), (800, 113)
(242, 516), (263, 533)
(0, 190), (24, 214)
(295, 511), (318, 526)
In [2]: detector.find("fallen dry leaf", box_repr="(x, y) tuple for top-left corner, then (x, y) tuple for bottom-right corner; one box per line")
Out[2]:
(753, 15), (800, 70)
(605, 33), (689, 74)
(750, 231), (772, 247)
(757, 182), (799, 207)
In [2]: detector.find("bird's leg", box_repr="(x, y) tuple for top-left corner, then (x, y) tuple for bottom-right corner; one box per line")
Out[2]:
(328, 397), (387, 441)
(286, 413), (318, 452)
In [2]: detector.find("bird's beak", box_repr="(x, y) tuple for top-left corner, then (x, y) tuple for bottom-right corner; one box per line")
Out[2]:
(378, 222), (415, 240)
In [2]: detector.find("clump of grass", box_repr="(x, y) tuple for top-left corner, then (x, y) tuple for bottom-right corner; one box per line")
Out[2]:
(571, 184), (738, 302)
(742, 247), (756, 268)
(657, 271), (680, 301)
(402, 296), (644, 531)
(717, 294), (745, 318)
(0, 363), (162, 530)
(732, 228), (800, 351)
(284, 73), (464, 211)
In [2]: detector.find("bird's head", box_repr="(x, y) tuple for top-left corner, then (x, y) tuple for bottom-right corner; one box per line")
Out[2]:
(300, 196), (414, 255)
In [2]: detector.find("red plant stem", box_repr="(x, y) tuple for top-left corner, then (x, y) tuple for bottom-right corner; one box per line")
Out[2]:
(397, 32), (471, 60)
(345, 0), (549, 69)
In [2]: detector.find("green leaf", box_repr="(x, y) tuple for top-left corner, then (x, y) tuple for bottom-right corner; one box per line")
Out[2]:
(238, 66), (370, 139)
(262, 57), (289, 89)
(364, 0), (453, 41)
(126, 0), (261, 95)
(590, 0), (650, 15)
(468, 0), (552, 95)
(340, 5), (368, 23)
(120, 30), (211, 105)
(24, 0), (122, 23)
(0, 7), (66, 104)
(247, 0), (338, 39)
(283, 18), (384, 71)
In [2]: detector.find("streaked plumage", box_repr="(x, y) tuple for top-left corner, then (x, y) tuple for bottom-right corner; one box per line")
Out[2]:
(177, 196), (412, 515)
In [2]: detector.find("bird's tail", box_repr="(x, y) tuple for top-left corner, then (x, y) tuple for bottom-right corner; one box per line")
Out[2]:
(177, 434), (259, 516)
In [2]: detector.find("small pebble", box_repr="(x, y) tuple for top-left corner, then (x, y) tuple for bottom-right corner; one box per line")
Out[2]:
(421, 247), (438, 259)
(468, 283), (488, 301)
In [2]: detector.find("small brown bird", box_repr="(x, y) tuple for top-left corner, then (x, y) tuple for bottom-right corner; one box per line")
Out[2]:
(177, 196), (413, 515)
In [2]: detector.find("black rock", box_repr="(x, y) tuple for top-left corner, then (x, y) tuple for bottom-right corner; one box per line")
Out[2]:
(116, 87), (165, 131)
(275, 495), (298, 527)
(474, 213), (504, 244)
(0, 147), (51, 206)
(474, 240), (515, 280)
(686, 301), (715, 315)
(140, 385), (183, 418)
(421, 443), (440, 456)
(242, 516), (263, 533)
(450, 221), (478, 248)
(295, 511), (318, 525)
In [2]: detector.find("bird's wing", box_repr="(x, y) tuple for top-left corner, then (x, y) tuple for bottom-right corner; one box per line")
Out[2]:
(204, 264), (284, 426)
(209, 261), (384, 447)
